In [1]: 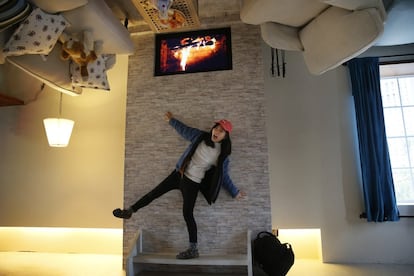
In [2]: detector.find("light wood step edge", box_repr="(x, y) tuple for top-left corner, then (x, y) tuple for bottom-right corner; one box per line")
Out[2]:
(134, 253), (248, 266)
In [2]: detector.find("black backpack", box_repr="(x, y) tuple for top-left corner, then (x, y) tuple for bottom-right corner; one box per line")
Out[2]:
(253, 231), (295, 276)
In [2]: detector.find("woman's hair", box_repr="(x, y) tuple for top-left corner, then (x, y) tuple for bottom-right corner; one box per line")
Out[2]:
(203, 123), (232, 156)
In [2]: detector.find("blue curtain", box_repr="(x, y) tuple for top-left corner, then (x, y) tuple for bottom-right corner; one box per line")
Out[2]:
(348, 57), (400, 222)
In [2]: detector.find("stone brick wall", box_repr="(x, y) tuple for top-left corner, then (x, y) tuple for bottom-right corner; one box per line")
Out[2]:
(123, 23), (270, 258)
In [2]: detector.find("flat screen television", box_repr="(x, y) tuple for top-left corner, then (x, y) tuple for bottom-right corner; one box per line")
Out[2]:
(154, 27), (232, 76)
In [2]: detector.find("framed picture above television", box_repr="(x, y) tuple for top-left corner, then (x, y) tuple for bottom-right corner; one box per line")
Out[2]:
(154, 27), (232, 76)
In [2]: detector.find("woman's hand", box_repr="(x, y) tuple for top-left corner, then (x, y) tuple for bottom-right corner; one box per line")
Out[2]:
(236, 190), (247, 200)
(164, 111), (173, 122)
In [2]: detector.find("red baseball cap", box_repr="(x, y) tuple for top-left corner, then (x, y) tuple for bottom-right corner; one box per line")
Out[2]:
(216, 119), (233, 133)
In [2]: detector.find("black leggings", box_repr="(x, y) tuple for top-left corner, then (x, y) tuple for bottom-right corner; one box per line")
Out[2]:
(130, 170), (200, 243)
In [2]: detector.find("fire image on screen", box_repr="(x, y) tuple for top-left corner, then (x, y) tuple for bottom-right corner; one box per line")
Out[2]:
(157, 32), (230, 74)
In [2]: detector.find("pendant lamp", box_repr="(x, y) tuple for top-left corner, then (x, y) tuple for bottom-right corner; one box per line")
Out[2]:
(43, 93), (74, 147)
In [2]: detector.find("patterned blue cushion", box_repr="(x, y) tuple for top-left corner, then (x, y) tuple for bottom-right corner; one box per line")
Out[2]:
(2, 7), (68, 56)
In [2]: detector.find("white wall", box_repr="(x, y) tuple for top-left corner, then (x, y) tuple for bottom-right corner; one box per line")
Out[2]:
(263, 44), (414, 264)
(0, 56), (128, 229)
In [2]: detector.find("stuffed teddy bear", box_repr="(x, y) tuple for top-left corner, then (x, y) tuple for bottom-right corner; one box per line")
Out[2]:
(59, 30), (103, 80)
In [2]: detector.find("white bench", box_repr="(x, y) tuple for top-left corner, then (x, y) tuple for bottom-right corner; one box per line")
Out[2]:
(126, 229), (252, 276)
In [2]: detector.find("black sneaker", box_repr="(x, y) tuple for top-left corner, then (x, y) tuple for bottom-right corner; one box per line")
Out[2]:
(176, 247), (199, 259)
(112, 208), (133, 219)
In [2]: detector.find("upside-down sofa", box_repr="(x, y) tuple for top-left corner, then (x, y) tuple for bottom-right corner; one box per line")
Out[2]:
(0, 0), (134, 95)
(240, 0), (387, 75)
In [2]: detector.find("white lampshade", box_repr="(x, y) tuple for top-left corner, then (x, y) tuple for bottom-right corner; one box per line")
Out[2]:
(43, 118), (74, 147)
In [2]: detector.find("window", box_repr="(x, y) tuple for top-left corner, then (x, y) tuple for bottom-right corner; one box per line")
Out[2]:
(380, 62), (414, 216)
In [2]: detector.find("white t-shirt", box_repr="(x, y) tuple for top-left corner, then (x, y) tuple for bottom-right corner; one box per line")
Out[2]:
(184, 141), (221, 183)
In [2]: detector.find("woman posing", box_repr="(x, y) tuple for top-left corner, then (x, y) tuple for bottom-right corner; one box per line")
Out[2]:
(113, 111), (246, 259)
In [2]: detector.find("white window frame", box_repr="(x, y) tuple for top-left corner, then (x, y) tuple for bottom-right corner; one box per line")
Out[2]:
(380, 62), (414, 217)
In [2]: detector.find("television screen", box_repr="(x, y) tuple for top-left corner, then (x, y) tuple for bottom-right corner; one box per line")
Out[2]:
(154, 27), (232, 76)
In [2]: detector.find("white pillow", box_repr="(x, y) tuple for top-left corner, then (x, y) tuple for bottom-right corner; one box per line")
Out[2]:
(70, 54), (111, 91)
(2, 7), (68, 56)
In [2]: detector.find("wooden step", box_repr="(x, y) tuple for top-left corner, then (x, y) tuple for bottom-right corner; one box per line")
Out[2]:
(134, 253), (248, 266)
(138, 272), (240, 276)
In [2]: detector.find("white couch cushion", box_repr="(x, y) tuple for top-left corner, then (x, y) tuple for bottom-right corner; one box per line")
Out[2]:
(260, 22), (303, 51)
(299, 6), (384, 74)
(241, 0), (329, 27)
(322, 0), (384, 13)
(7, 44), (82, 95)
